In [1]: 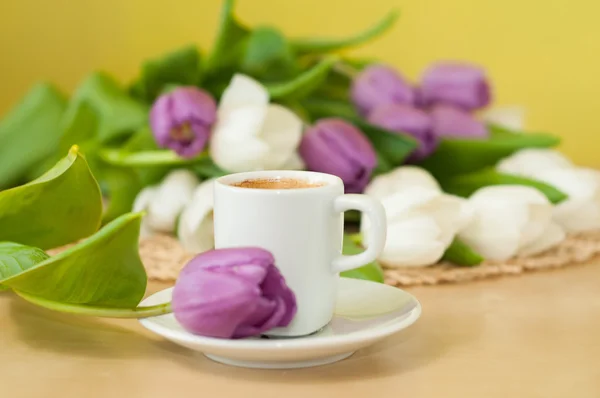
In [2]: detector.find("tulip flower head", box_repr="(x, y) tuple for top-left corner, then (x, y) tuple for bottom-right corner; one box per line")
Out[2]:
(459, 186), (565, 260)
(351, 65), (415, 116)
(420, 62), (491, 110)
(172, 247), (297, 339)
(363, 167), (470, 267)
(177, 179), (215, 253)
(299, 118), (377, 193)
(150, 87), (217, 158)
(367, 103), (437, 161)
(210, 74), (303, 172)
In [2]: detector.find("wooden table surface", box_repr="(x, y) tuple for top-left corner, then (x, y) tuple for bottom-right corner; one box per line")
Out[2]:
(2, 263), (600, 398)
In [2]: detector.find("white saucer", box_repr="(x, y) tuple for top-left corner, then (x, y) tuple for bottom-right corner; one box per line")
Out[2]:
(139, 277), (421, 369)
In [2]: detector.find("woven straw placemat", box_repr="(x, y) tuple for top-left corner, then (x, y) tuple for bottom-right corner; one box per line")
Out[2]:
(47, 230), (600, 287)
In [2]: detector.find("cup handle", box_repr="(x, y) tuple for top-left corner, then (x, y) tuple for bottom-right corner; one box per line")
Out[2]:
(331, 194), (387, 274)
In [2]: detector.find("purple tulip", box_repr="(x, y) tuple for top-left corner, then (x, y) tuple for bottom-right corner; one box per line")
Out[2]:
(172, 247), (297, 339)
(351, 65), (415, 116)
(150, 87), (217, 158)
(430, 105), (489, 139)
(299, 118), (377, 193)
(420, 62), (491, 110)
(368, 103), (437, 161)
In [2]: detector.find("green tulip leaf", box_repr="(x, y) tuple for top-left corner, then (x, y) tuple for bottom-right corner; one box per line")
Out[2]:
(0, 83), (67, 189)
(419, 129), (561, 179)
(63, 72), (148, 144)
(0, 243), (50, 290)
(441, 168), (568, 204)
(340, 234), (384, 283)
(301, 96), (359, 121)
(191, 157), (230, 178)
(205, 0), (250, 74)
(442, 239), (484, 267)
(291, 9), (399, 54)
(130, 45), (203, 102)
(0, 146), (102, 250)
(241, 26), (298, 80)
(267, 56), (339, 100)
(99, 148), (208, 167)
(0, 212), (147, 308)
(100, 167), (143, 223)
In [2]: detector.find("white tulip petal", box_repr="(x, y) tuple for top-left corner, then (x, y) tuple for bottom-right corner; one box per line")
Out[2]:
(213, 105), (267, 140)
(482, 105), (525, 131)
(365, 166), (441, 199)
(518, 222), (565, 257)
(379, 240), (446, 268)
(259, 104), (303, 169)
(281, 151), (306, 170)
(133, 186), (158, 213)
(554, 197), (600, 232)
(178, 180), (215, 253)
(420, 194), (471, 247)
(379, 188), (440, 222)
(218, 74), (269, 117)
(496, 149), (573, 178)
(146, 170), (199, 233)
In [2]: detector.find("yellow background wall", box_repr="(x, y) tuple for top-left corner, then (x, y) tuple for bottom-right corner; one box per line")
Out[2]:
(0, 0), (597, 164)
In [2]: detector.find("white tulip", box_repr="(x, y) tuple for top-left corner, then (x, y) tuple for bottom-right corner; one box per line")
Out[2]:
(534, 168), (600, 232)
(496, 148), (573, 178)
(365, 166), (442, 199)
(482, 105), (526, 131)
(362, 186), (470, 267)
(133, 170), (199, 236)
(132, 186), (159, 238)
(177, 179), (215, 253)
(210, 74), (303, 172)
(459, 186), (565, 261)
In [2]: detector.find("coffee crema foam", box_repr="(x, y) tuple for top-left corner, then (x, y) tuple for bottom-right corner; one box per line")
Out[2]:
(231, 178), (325, 190)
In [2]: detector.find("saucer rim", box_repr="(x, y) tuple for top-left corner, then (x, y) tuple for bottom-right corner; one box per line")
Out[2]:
(139, 278), (421, 350)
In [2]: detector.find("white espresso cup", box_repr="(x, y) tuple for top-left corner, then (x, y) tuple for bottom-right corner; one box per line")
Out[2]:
(214, 170), (386, 337)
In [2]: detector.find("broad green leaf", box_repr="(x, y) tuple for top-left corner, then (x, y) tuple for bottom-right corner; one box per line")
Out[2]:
(291, 10), (399, 54)
(205, 0), (250, 74)
(419, 129), (561, 179)
(64, 72), (148, 144)
(442, 239), (484, 267)
(267, 56), (339, 100)
(442, 168), (568, 204)
(340, 234), (384, 283)
(241, 26), (298, 80)
(0, 83), (67, 189)
(0, 243), (49, 290)
(130, 45), (203, 102)
(301, 96), (359, 121)
(99, 148), (208, 167)
(0, 212), (147, 308)
(100, 167), (143, 223)
(0, 146), (102, 250)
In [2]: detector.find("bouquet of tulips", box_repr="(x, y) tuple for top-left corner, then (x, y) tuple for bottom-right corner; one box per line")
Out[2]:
(1, 0), (598, 274)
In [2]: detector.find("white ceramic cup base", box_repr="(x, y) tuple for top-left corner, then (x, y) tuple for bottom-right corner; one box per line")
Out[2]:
(204, 351), (354, 369)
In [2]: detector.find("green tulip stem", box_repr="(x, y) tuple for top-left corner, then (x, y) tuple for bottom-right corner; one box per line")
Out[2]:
(15, 290), (173, 318)
(333, 61), (360, 79)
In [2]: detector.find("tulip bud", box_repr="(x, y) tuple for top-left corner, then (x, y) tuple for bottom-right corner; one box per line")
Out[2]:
(496, 149), (574, 179)
(150, 87), (217, 158)
(420, 62), (491, 110)
(299, 118), (377, 193)
(430, 105), (489, 139)
(177, 179), (215, 253)
(367, 103), (437, 161)
(351, 65), (415, 116)
(172, 248), (297, 339)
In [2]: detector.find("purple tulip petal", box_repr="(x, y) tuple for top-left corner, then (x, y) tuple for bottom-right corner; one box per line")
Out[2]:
(430, 105), (489, 139)
(368, 103), (438, 161)
(299, 118), (376, 193)
(420, 62), (491, 110)
(351, 65), (415, 115)
(172, 271), (261, 339)
(149, 86), (217, 157)
(261, 265), (297, 326)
